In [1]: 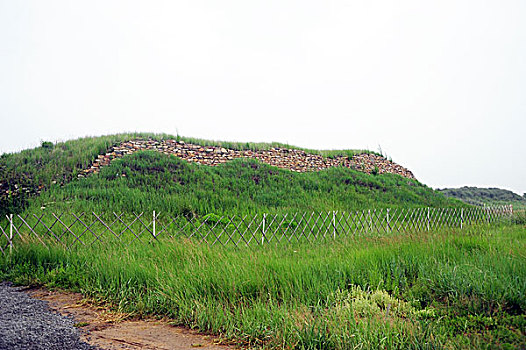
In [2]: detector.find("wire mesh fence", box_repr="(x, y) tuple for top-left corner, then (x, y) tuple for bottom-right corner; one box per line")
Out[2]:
(0, 205), (513, 253)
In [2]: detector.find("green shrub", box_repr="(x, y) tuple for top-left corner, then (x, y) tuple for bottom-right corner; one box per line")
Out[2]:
(40, 141), (53, 149)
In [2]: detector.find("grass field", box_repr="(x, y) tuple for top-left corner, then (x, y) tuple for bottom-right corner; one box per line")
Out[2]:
(1, 224), (524, 349)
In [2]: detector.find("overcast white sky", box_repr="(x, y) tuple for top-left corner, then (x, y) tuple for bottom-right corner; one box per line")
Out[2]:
(1, 1), (525, 195)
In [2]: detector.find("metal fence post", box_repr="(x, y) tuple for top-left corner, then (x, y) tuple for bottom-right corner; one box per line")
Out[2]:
(9, 214), (13, 254)
(262, 213), (266, 244)
(153, 210), (156, 238)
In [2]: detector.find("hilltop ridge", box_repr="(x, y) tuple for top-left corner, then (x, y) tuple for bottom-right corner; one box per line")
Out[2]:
(439, 186), (526, 208)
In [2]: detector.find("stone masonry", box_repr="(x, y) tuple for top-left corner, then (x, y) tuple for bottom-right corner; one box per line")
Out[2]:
(79, 139), (415, 179)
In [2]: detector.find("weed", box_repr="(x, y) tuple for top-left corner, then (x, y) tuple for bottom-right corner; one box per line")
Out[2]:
(73, 322), (89, 327)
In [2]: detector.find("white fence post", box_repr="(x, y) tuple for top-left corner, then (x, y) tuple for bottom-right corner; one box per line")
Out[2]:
(153, 210), (156, 238)
(460, 208), (463, 229)
(9, 214), (13, 254)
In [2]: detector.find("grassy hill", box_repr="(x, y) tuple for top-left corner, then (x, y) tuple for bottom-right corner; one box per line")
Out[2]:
(439, 186), (526, 208)
(1, 133), (462, 217)
(1, 135), (523, 349)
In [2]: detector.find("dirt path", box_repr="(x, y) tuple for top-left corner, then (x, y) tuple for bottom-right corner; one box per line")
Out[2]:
(27, 287), (234, 350)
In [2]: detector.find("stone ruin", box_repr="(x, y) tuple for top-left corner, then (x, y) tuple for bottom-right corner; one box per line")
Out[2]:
(79, 139), (416, 179)
(0, 139), (417, 203)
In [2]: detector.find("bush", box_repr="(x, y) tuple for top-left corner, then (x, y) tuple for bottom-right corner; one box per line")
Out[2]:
(41, 141), (54, 149)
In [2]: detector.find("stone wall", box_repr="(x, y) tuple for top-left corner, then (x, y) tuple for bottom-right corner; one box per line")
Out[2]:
(0, 139), (416, 205)
(79, 139), (415, 179)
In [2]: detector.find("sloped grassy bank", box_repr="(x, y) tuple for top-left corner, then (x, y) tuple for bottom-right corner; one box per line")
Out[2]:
(24, 151), (459, 216)
(1, 225), (524, 349)
(0, 133), (376, 217)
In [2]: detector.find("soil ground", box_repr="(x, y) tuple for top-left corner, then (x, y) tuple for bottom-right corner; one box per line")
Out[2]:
(26, 287), (234, 350)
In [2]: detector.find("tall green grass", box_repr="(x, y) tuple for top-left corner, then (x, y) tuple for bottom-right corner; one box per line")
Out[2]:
(1, 133), (149, 216)
(21, 151), (461, 216)
(1, 225), (524, 349)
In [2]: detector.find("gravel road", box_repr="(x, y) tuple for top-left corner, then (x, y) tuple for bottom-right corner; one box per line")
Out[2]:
(0, 282), (97, 350)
